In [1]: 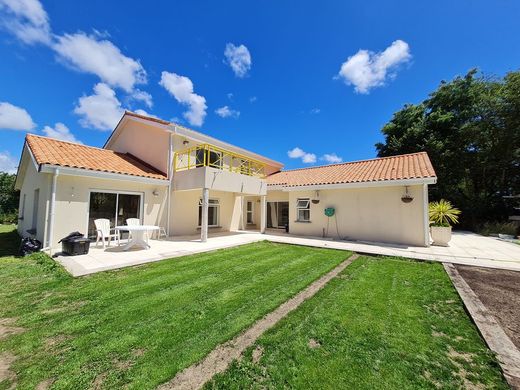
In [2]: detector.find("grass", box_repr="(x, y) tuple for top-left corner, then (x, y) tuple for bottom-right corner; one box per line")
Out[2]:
(207, 256), (508, 389)
(0, 225), (349, 389)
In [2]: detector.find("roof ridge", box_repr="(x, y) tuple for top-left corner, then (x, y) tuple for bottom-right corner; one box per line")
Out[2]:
(276, 151), (429, 173)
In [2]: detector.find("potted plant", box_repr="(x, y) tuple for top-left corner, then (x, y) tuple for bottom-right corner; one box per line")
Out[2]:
(429, 199), (461, 246)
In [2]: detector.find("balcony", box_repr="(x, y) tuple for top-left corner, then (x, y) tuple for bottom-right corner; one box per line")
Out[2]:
(173, 144), (268, 195)
(174, 144), (266, 178)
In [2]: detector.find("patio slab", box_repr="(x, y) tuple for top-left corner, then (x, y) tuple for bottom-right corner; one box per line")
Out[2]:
(56, 231), (520, 277)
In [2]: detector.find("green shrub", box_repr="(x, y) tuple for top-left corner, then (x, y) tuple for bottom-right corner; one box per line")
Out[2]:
(0, 211), (19, 224)
(477, 221), (518, 236)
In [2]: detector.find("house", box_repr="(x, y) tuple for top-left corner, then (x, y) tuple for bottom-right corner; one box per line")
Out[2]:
(14, 111), (437, 251)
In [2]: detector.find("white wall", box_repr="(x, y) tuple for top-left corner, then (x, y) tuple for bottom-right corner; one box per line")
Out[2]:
(169, 189), (242, 236)
(284, 185), (427, 246)
(50, 174), (168, 248)
(108, 120), (170, 174)
(17, 154), (50, 245)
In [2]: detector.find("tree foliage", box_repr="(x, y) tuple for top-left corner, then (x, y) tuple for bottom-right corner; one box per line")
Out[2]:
(376, 69), (520, 229)
(0, 172), (19, 223)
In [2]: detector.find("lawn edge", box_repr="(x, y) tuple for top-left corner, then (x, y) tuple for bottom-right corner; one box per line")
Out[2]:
(158, 253), (359, 390)
(443, 262), (520, 388)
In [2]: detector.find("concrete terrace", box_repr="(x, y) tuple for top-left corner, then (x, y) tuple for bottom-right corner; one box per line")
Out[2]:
(56, 231), (520, 277)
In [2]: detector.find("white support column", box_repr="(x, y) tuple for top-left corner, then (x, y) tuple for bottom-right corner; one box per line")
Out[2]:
(423, 183), (430, 247)
(260, 195), (267, 234)
(239, 196), (245, 231)
(201, 187), (209, 242)
(47, 168), (59, 253)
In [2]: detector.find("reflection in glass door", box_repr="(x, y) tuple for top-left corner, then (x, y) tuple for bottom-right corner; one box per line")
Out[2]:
(267, 202), (289, 228)
(88, 192), (141, 238)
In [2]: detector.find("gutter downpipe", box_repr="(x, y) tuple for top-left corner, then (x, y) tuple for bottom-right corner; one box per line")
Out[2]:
(166, 129), (174, 236)
(47, 168), (59, 254)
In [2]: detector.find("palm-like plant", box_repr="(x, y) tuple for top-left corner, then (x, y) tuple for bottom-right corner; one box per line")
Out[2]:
(429, 199), (461, 227)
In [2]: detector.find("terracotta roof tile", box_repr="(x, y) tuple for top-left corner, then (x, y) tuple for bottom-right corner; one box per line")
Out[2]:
(267, 152), (436, 187)
(26, 134), (167, 180)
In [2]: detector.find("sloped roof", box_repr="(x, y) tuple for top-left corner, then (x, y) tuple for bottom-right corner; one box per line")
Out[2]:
(266, 152), (436, 187)
(25, 134), (167, 180)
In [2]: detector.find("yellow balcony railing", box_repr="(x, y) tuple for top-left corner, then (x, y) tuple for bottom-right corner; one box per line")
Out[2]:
(174, 143), (266, 178)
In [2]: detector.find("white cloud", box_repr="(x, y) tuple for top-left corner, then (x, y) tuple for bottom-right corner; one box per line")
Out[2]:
(249, 96), (257, 103)
(42, 122), (81, 143)
(227, 92), (233, 100)
(287, 147), (316, 164)
(0, 151), (17, 174)
(74, 83), (123, 131)
(0, 102), (36, 130)
(224, 43), (251, 78)
(0, 0), (51, 44)
(337, 39), (411, 94)
(53, 32), (147, 92)
(215, 106), (240, 119)
(159, 71), (207, 127)
(134, 109), (157, 119)
(130, 89), (153, 108)
(309, 108), (321, 114)
(321, 153), (343, 164)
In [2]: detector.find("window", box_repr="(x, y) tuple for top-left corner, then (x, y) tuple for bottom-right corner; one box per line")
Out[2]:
(196, 148), (222, 168)
(87, 192), (141, 238)
(32, 189), (39, 230)
(296, 198), (310, 222)
(198, 198), (220, 227)
(246, 201), (254, 224)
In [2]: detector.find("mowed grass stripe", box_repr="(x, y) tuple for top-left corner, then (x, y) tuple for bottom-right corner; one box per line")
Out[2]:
(0, 238), (348, 390)
(207, 256), (508, 390)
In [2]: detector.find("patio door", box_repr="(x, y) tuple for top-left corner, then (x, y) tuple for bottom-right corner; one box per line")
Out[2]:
(267, 202), (289, 228)
(87, 191), (142, 238)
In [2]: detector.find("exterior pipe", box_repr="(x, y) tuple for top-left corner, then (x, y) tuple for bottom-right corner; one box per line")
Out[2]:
(47, 168), (59, 254)
(166, 131), (174, 236)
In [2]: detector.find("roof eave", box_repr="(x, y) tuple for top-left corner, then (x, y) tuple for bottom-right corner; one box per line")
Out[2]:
(39, 164), (169, 185)
(269, 177), (437, 191)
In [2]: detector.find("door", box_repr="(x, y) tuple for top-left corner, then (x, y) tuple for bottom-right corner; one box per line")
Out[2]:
(267, 202), (289, 228)
(88, 192), (142, 238)
(246, 201), (254, 224)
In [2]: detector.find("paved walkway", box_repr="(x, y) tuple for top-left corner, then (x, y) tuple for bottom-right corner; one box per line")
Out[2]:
(57, 231), (520, 277)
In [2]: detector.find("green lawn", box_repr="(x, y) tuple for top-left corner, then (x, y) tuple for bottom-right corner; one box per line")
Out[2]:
(207, 256), (508, 389)
(0, 225), (349, 389)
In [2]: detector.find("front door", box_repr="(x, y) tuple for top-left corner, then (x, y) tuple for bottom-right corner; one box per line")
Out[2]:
(88, 192), (142, 238)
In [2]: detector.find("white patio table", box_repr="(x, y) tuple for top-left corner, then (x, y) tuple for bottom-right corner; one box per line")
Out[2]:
(115, 225), (159, 251)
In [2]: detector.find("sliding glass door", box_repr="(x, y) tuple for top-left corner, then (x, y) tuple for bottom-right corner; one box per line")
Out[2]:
(88, 191), (142, 238)
(267, 202), (289, 228)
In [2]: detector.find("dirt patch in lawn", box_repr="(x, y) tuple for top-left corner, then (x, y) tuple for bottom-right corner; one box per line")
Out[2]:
(454, 265), (520, 349)
(0, 352), (16, 384)
(0, 318), (24, 340)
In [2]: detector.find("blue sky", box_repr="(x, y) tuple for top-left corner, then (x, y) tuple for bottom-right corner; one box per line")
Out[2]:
(1, 0), (519, 173)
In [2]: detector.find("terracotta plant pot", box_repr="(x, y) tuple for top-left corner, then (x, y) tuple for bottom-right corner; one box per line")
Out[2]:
(431, 226), (452, 246)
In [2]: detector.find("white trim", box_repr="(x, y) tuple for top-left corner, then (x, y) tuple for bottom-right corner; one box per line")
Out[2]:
(296, 197), (311, 222)
(280, 177), (437, 192)
(86, 189), (144, 238)
(39, 164), (169, 186)
(423, 183), (430, 247)
(198, 196), (220, 228)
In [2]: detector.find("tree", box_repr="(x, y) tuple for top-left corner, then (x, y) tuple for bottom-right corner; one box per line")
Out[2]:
(376, 69), (520, 229)
(0, 172), (19, 221)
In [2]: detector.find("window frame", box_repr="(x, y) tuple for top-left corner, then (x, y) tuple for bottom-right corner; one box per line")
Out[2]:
(296, 198), (311, 222)
(198, 198), (220, 227)
(246, 200), (254, 224)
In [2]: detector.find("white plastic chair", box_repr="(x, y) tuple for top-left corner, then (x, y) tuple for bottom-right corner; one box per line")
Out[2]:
(94, 218), (120, 249)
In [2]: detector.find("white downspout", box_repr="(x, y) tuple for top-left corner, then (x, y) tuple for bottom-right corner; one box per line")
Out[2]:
(423, 183), (430, 247)
(47, 168), (59, 254)
(166, 132), (173, 236)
